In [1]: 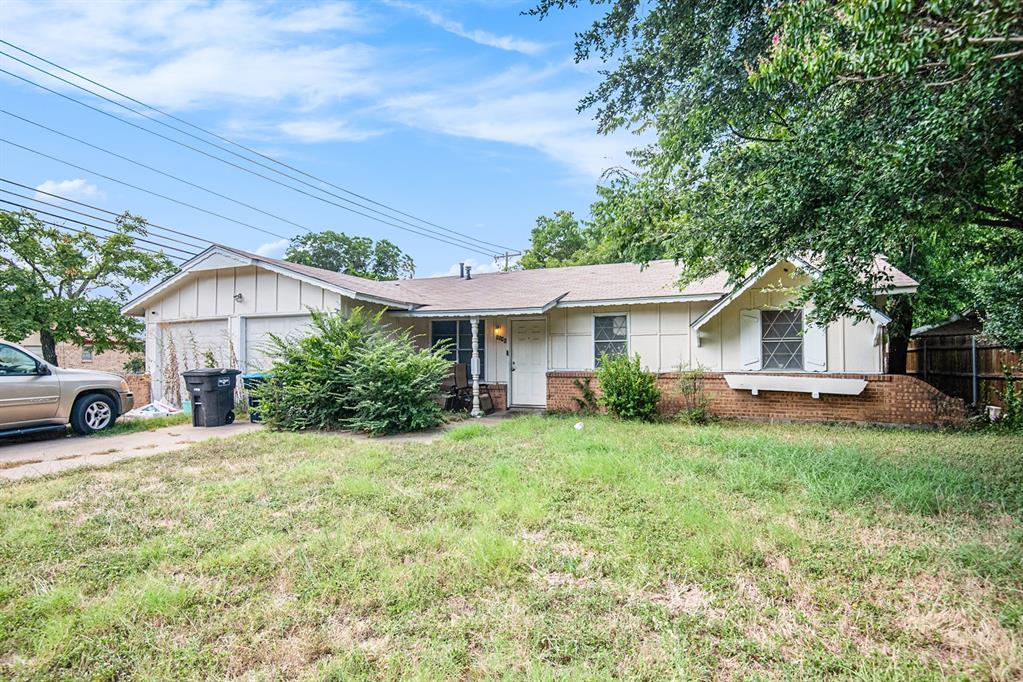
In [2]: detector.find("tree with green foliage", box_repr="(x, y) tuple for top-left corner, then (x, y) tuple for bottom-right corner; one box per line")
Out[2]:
(533, 0), (1023, 355)
(519, 209), (618, 269)
(285, 230), (414, 280)
(519, 210), (587, 269)
(0, 210), (174, 365)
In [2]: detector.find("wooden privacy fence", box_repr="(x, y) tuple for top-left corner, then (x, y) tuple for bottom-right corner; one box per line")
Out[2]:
(907, 335), (1021, 409)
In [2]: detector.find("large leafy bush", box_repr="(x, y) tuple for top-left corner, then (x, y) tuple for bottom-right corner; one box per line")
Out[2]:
(595, 353), (661, 421)
(342, 334), (452, 435)
(254, 308), (450, 434)
(254, 308), (379, 430)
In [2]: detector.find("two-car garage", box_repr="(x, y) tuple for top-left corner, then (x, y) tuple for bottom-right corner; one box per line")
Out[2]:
(126, 247), (376, 404)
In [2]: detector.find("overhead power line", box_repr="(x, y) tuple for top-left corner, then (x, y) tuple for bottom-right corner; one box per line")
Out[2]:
(0, 178), (214, 247)
(0, 40), (516, 252)
(0, 197), (199, 257)
(0, 205), (192, 263)
(0, 109), (318, 234)
(0, 73), (496, 257)
(0, 46), (515, 254)
(0, 188), (208, 250)
(1, 138), (294, 240)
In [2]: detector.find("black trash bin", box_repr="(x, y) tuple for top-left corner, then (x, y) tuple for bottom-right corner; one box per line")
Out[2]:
(182, 368), (241, 427)
(241, 372), (270, 423)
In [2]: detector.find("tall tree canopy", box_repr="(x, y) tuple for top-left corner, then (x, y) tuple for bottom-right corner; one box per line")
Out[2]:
(0, 210), (174, 365)
(518, 210), (617, 269)
(285, 231), (414, 280)
(534, 0), (1023, 352)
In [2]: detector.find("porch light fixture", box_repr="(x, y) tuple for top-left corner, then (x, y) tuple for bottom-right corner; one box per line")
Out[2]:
(494, 324), (507, 343)
(233, 293), (244, 303)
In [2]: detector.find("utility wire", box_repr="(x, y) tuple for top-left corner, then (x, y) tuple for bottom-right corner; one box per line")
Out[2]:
(0, 197), (199, 257)
(0, 53), (512, 254)
(0, 74), (495, 256)
(1, 138), (294, 240)
(0, 188), (208, 250)
(1, 109), (318, 234)
(0, 178), (214, 247)
(0, 40), (517, 252)
(1, 204), (192, 263)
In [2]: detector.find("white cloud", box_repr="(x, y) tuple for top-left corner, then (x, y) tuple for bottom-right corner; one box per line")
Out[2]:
(278, 119), (383, 143)
(429, 257), (507, 278)
(388, 1), (548, 55)
(383, 68), (644, 179)
(254, 238), (290, 257)
(35, 178), (103, 202)
(0, 1), (378, 110)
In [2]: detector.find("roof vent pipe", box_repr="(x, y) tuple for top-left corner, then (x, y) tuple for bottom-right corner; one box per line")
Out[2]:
(464, 265), (472, 280)
(459, 262), (465, 278)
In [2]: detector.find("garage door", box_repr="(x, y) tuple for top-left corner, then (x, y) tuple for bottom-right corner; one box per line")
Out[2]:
(244, 315), (313, 371)
(154, 319), (231, 403)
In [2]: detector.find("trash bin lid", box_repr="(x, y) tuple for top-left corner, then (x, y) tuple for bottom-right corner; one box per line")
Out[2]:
(181, 368), (242, 377)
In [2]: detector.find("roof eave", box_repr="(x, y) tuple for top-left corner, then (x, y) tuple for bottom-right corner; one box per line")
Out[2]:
(691, 256), (894, 331)
(121, 245), (417, 315)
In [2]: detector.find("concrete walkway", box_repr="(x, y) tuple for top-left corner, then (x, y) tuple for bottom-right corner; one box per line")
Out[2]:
(0, 422), (261, 482)
(0, 410), (530, 482)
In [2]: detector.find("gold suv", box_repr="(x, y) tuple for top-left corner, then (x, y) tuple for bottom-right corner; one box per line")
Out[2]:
(0, 342), (134, 437)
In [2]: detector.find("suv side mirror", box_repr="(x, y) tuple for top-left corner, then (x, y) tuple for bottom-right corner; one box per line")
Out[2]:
(36, 362), (51, 376)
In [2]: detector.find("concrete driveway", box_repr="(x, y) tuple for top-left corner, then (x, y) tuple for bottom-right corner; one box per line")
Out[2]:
(0, 422), (260, 482)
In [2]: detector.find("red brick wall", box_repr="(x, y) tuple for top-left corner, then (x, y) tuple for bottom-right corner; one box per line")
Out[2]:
(487, 383), (507, 412)
(125, 374), (151, 408)
(547, 371), (967, 428)
(54, 343), (137, 376)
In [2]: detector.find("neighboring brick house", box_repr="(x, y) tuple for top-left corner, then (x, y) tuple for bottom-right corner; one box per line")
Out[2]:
(20, 333), (139, 374)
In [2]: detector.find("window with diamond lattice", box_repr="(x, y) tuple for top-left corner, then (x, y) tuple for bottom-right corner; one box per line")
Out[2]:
(594, 315), (627, 365)
(761, 310), (803, 370)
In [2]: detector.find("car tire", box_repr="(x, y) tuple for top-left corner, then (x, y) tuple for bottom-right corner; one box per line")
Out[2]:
(70, 394), (118, 435)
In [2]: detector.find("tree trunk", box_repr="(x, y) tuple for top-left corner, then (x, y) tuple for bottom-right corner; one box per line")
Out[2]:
(39, 329), (58, 366)
(885, 295), (913, 375)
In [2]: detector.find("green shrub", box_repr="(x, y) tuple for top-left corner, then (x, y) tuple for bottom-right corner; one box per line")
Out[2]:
(342, 333), (452, 435)
(254, 308), (451, 435)
(999, 363), (1023, 431)
(253, 308), (381, 430)
(595, 353), (661, 421)
(675, 365), (714, 424)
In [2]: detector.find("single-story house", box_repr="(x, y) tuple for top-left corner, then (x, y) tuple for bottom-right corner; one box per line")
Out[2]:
(122, 245), (966, 426)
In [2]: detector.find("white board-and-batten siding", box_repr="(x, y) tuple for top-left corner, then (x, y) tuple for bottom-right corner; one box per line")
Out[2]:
(147, 267), (344, 320)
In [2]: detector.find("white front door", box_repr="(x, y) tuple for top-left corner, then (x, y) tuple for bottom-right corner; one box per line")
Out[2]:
(511, 319), (546, 406)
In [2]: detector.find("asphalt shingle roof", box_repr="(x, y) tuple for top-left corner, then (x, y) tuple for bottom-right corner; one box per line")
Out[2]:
(219, 246), (918, 314)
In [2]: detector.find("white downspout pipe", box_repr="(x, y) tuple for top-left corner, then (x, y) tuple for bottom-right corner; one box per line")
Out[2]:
(470, 315), (482, 417)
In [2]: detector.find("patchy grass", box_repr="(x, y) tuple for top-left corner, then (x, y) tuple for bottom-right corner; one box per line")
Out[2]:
(1, 416), (1021, 680)
(92, 412), (192, 438)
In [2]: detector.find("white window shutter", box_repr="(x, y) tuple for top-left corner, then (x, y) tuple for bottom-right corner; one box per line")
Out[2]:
(803, 308), (828, 372)
(739, 309), (762, 370)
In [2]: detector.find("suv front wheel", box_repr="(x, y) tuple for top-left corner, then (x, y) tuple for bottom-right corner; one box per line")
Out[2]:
(71, 394), (118, 435)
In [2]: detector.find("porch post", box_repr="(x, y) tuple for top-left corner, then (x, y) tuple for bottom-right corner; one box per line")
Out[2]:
(470, 315), (482, 417)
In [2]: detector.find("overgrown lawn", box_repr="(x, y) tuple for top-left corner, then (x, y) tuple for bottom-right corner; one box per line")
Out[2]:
(1, 417), (1021, 679)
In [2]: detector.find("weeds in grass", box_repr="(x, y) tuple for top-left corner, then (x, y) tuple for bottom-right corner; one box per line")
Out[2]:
(1, 417), (1021, 679)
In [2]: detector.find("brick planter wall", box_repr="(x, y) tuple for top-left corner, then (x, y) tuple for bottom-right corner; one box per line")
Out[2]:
(547, 371), (967, 428)
(125, 374), (151, 408)
(487, 383), (507, 412)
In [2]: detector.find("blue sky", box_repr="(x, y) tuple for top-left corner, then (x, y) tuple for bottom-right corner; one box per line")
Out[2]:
(0, 0), (637, 279)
